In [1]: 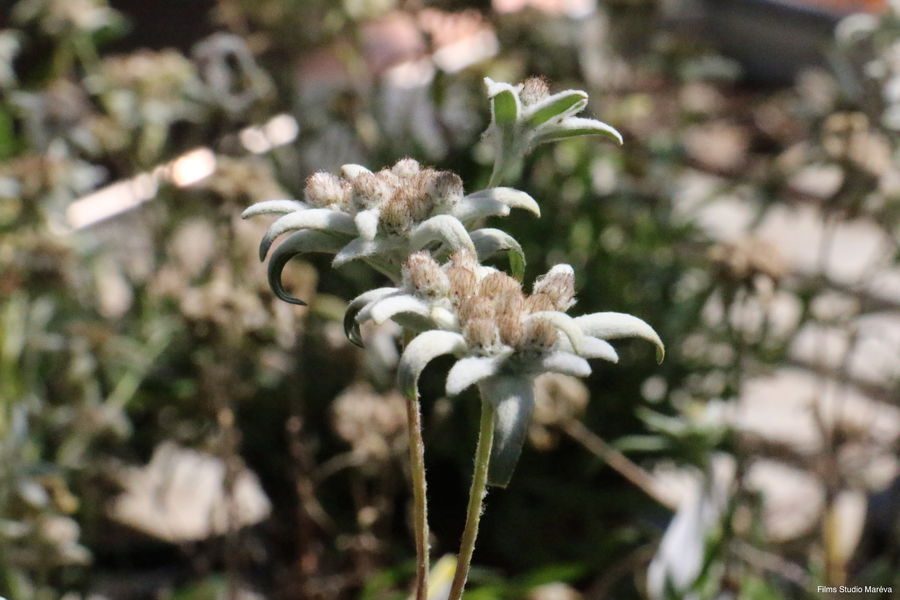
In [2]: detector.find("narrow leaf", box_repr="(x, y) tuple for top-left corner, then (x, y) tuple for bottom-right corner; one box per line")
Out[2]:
(524, 90), (588, 127)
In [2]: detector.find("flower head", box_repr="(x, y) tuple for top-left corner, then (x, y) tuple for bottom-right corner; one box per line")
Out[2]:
(241, 159), (539, 305)
(484, 77), (623, 186)
(384, 261), (664, 487)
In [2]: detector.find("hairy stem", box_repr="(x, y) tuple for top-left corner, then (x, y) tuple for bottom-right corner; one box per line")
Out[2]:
(406, 394), (429, 600)
(448, 397), (495, 600)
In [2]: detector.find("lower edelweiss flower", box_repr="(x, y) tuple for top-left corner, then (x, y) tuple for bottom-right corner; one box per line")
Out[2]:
(240, 158), (539, 305)
(393, 252), (664, 487)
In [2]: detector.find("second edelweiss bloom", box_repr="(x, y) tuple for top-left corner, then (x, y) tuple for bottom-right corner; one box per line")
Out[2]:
(484, 76), (624, 186)
(392, 252), (664, 487)
(241, 158), (539, 305)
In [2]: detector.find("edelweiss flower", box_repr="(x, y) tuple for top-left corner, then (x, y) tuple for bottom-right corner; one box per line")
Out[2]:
(241, 158), (539, 305)
(484, 77), (624, 186)
(392, 251), (664, 487)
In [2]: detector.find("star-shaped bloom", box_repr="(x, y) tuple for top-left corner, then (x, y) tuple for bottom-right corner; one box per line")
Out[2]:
(392, 252), (664, 487)
(241, 158), (538, 305)
(484, 77), (623, 186)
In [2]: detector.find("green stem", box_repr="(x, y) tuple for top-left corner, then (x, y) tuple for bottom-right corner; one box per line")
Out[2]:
(448, 396), (495, 600)
(406, 394), (429, 600)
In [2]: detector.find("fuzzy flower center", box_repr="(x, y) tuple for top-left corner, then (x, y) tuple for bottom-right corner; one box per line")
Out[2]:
(303, 158), (464, 235)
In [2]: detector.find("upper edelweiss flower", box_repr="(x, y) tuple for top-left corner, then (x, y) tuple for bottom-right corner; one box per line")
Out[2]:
(484, 76), (623, 186)
(241, 158), (540, 305)
(380, 252), (664, 487)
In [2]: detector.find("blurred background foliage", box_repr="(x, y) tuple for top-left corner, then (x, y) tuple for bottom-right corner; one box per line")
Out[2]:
(0, 0), (898, 598)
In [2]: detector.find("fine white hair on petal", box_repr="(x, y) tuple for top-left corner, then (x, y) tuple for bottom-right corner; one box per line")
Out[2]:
(578, 336), (619, 363)
(479, 376), (535, 488)
(397, 331), (468, 399)
(534, 117), (624, 146)
(446, 355), (505, 396)
(344, 287), (400, 346)
(410, 214), (476, 255)
(536, 352), (592, 378)
(574, 312), (665, 363)
(332, 237), (397, 267)
(241, 199), (308, 218)
(463, 188), (541, 217)
(340, 164), (372, 180)
(524, 311), (586, 355)
(259, 209), (357, 260)
(451, 196), (510, 224)
(369, 295), (431, 325)
(522, 89), (588, 127)
(267, 230), (347, 306)
(354, 209), (380, 241)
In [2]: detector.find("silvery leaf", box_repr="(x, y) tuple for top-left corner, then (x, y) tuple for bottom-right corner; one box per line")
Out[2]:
(340, 164), (371, 179)
(470, 228), (526, 281)
(259, 209), (357, 260)
(446, 355), (505, 397)
(574, 312), (664, 363)
(354, 208), (380, 241)
(410, 215), (476, 255)
(485, 77), (521, 126)
(344, 287), (399, 347)
(525, 311), (586, 355)
(267, 230), (346, 305)
(241, 199), (308, 218)
(451, 196), (510, 224)
(368, 295), (431, 325)
(332, 237), (400, 268)
(463, 188), (540, 218)
(479, 376), (535, 488)
(523, 89), (588, 127)
(535, 352), (592, 377)
(397, 331), (468, 399)
(533, 117), (623, 147)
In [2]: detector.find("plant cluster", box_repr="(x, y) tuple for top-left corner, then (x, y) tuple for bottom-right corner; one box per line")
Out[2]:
(243, 76), (662, 598)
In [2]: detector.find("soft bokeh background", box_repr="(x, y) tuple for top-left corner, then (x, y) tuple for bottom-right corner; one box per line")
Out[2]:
(0, 0), (898, 598)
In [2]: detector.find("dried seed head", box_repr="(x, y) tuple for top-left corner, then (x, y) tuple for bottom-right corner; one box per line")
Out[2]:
(521, 319), (558, 353)
(426, 171), (464, 210)
(351, 172), (393, 209)
(525, 293), (557, 313)
(520, 76), (550, 106)
(479, 271), (522, 299)
(402, 251), (449, 299)
(532, 265), (576, 311)
(305, 172), (350, 209)
(392, 157), (421, 179)
(457, 295), (495, 325)
(463, 318), (500, 355)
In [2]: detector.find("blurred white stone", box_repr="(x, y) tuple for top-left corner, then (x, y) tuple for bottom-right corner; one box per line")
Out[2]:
(746, 460), (824, 542)
(110, 442), (271, 543)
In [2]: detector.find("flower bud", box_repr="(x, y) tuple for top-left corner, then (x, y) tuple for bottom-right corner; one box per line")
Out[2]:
(392, 157), (421, 179)
(351, 172), (393, 209)
(305, 172), (350, 209)
(479, 271), (522, 299)
(463, 318), (501, 355)
(532, 265), (576, 310)
(521, 319), (558, 353)
(457, 295), (495, 325)
(403, 251), (450, 299)
(427, 171), (464, 210)
(520, 76), (549, 106)
(525, 293), (556, 313)
(447, 263), (477, 306)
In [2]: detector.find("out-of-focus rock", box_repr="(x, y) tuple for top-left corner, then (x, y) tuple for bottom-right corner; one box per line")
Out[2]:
(110, 442), (271, 543)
